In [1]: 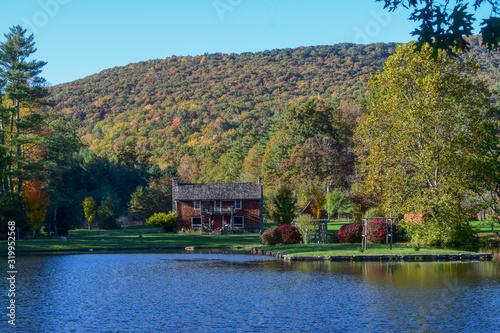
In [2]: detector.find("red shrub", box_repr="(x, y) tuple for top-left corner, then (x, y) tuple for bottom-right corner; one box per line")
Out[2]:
(275, 224), (302, 244)
(261, 228), (281, 245)
(338, 222), (362, 243)
(367, 219), (388, 244)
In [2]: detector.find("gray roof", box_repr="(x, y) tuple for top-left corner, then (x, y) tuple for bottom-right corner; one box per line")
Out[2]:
(174, 182), (262, 201)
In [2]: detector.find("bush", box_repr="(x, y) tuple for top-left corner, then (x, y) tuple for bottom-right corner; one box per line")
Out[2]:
(338, 222), (362, 243)
(294, 214), (315, 244)
(261, 228), (281, 245)
(367, 219), (388, 244)
(146, 212), (176, 232)
(276, 224), (302, 244)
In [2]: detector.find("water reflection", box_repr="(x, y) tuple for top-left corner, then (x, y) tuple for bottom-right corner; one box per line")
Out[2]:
(3, 252), (500, 332)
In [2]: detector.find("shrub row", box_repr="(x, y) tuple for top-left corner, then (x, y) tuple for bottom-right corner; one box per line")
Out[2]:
(338, 219), (404, 244)
(261, 224), (302, 245)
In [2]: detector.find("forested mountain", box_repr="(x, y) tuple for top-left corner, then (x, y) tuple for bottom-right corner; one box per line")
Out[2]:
(49, 36), (500, 185)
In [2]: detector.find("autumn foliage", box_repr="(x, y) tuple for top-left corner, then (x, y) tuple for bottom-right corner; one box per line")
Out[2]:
(367, 219), (388, 244)
(275, 224), (302, 244)
(261, 225), (302, 245)
(21, 178), (50, 237)
(338, 222), (363, 243)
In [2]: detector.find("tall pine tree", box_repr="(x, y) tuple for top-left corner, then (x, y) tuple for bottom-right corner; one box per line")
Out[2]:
(0, 25), (49, 194)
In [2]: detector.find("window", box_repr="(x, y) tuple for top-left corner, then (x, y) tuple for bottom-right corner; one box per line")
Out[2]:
(233, 216), (244, 229)
(192, 217), (202, 229)
(235, 200), (242, 210)
(194, 200), (201, 211)
(214, 200), (221, 209)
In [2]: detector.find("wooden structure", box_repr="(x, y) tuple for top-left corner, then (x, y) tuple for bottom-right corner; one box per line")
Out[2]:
(361, 217), (396, 250)
(316, 219), (328, 244)
(172, 178), (263, 232)
(300, 201), (328, 243)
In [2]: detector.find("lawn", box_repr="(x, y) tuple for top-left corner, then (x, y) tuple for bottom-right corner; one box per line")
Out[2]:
(6, 220), (498, 255)
(258, 243), (478, 256)
(11, 227), (261, 252)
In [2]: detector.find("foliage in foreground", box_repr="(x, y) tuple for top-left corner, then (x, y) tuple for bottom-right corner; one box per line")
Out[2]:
(356, 42), (491, 246)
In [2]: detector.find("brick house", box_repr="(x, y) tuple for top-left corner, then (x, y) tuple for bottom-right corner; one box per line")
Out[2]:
(172, 178), (263, 232)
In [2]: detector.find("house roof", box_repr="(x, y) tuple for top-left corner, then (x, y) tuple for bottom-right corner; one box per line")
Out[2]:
(174, 182), (262, 201)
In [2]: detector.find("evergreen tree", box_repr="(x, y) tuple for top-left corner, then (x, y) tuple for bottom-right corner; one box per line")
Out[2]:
(269, 184), (297, 226)
(0, 25), (49, 194)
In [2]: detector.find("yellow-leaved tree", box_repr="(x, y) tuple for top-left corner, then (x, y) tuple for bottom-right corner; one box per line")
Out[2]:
(83, 197), (96, 230)
(355, 42), (490, 246)
(22, 178), (50, 238)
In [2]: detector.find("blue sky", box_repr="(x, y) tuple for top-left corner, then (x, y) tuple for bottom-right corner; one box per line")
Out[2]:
(1, 1), (493, 85)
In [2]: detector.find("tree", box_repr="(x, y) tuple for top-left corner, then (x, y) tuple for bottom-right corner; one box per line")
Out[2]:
(325, 188), (354, 219)
(128, 177), (172, 220)
(0, 25), (49, 194)
(268, 184), (297, 225)
(97, 193), (120, 229)
(355, 43), (490, 245)
(0, 193), (29, 237)
(262, 98), (356, 188)
(296, 180), (326, 219)
(21, 178), (50, 238)
(241, 145), (261, 182)
(128, 186), (148, 220)
(473, 108), (500, 220)
(378, 0), (500, 54)
(82, 197), (96, 230)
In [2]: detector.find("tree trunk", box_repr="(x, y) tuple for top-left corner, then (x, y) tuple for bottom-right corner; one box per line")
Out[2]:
(16, 102), (22, 193)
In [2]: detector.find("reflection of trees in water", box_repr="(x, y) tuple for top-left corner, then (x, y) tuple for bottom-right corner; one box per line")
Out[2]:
(288, 260), (499, 288)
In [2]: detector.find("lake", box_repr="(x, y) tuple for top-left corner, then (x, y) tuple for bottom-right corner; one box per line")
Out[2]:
(4, 251), (500, 332)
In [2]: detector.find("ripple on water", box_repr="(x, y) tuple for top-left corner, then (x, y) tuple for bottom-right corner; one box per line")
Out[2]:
(8, 253), (500, 332)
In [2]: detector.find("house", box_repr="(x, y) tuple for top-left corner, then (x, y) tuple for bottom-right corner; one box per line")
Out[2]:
(172, 178), (263, 232)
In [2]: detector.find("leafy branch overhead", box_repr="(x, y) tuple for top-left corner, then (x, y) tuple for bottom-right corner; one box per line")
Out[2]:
(377, 0), (500, 53)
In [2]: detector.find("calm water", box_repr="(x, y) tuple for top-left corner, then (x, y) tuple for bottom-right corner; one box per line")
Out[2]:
(2, 251), (500, 332)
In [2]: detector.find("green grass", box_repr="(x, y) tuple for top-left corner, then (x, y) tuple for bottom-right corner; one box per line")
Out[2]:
(10, 227), (261, 252)
(259, 243), (479, 256)
(327, 220), (351, 231)
(6, 223), (497, 256)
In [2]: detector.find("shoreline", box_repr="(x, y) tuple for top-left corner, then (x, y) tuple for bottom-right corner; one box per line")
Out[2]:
(3, 245), (494, 261)
(251, 248), (494, 262)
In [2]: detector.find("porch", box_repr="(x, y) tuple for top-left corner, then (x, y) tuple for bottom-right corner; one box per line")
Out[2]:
(200, 206), (234, 216)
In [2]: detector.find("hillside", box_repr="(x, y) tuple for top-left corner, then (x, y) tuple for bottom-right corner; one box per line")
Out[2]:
(49, 36), (500, 182)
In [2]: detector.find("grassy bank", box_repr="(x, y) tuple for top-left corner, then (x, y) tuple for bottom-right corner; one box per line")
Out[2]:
(258, 243), (478, 256)
(5, 224), (497, 255)
(11, 227), (261, 252)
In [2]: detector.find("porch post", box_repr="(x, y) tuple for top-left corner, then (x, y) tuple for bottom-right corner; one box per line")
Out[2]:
(231, 207), (234, 230)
